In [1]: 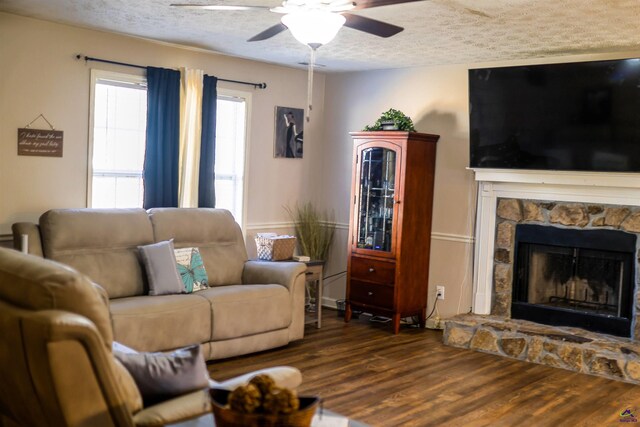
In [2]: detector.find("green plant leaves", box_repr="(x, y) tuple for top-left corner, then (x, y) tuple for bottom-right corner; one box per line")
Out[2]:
(363, 108), (416, 132)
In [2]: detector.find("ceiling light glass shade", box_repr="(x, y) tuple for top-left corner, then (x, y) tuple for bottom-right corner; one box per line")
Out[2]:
(281, 11), (346, 47)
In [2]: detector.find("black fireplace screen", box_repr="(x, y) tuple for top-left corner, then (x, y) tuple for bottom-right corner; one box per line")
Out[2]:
(512, 224), (636, 337)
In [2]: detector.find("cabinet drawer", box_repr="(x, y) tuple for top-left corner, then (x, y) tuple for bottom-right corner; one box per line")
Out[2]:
(349, 280), (394, 310)
(350, 256), (395, 284)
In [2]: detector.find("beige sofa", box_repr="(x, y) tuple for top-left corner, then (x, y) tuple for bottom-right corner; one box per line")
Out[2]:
(0, 246), (208, 426)
(0, 247), (303, 427)
(12, 208), (306, 361)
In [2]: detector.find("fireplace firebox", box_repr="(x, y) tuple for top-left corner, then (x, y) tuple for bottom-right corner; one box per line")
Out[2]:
(512, 224), (636, 337)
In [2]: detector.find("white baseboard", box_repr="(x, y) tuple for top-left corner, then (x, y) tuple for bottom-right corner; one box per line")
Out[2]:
(320, 296), (340, 309)
(425, 317), (444, 330)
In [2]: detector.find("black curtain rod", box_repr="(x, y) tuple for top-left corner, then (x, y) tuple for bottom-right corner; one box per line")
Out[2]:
(76, 54), (267, 89)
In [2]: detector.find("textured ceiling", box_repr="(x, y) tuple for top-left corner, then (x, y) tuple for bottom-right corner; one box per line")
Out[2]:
(1, 0), (640, 72)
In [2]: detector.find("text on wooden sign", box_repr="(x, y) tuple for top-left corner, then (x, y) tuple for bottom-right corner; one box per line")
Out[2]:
(17, 128), (64, 157)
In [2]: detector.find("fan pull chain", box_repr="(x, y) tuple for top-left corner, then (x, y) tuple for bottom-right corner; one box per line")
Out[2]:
(306, 46), (316, 122)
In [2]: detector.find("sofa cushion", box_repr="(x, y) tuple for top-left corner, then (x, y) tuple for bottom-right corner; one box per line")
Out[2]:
(110, 294), (211, 352)
(195, 285), (292, 341)
(138, 240), (184, 296)
(40, 209), (154, 298)
(148, 208), (247, 286)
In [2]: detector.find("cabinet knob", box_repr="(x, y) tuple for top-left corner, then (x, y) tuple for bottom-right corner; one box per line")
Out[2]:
(395, 199), (401, 204)
(368, 267), (375, 273)
(367, 291), (373, 296)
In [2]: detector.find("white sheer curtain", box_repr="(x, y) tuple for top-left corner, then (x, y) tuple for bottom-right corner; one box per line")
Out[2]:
(178, 67), (204, 207)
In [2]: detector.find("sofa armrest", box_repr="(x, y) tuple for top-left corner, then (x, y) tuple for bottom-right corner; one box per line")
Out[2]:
(242, 261), (307, 341)
(22, 310), (135, 427)
(26, 311), (212, 427)
(91, 281), (111, 309)
(241, 261), (306, 291)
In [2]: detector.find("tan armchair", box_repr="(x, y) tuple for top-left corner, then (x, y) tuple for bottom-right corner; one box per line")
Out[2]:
(0, 248), (212, 427)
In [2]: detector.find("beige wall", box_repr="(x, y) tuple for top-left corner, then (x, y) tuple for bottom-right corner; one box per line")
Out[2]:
(0, 12), (325, 241)
(4, 11), (640, 320)
(321, 65), (476, 317)
(322, 50), (640, 319)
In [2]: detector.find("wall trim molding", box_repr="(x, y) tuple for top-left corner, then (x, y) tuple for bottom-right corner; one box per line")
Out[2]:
(245, 222), (293, 230)
(470, 168), (640, 189)
(246, 223), (473, 243)
(431, 232), (474, 244)
(245, 222), (350, 231)
(2, 223), (473, 243)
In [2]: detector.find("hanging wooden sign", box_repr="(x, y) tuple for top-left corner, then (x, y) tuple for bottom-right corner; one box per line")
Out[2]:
(17, 128), (64, 157)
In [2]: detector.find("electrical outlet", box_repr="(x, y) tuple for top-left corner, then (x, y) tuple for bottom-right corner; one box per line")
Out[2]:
(436, 285), (445, 300)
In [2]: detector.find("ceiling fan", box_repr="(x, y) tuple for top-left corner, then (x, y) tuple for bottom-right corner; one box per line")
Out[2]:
(172, 0), (423, 122)
(171, 0), (424, 47)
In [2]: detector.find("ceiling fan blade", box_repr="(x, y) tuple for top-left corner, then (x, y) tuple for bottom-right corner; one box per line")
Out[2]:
(351, 0), (423, 10)
(248, 23), (289, 41)
(342, 13), (403, 38)
(170, 3), (270, 11)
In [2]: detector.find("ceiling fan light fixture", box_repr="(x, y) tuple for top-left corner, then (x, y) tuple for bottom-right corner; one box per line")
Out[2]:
(281, 11), (346, 47)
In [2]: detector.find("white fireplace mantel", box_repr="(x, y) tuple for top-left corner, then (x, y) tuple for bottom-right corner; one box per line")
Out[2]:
(471, 168), (640, 315)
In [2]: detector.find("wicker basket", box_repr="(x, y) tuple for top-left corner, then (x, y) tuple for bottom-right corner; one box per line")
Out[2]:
(255, 234), (296, 261)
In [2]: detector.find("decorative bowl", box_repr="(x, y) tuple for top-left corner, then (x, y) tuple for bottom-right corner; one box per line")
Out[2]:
(209, 388), (320, 427)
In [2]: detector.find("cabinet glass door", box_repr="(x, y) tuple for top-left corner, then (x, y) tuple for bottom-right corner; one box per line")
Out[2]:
(356, 147), (397, 252)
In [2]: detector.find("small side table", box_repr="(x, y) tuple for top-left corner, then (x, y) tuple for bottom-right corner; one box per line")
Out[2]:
(304, 260), (324, 329)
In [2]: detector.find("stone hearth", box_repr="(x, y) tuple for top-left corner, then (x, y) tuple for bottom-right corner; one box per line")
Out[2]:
(444, 314), (640, 384)
(448, 198), (640, 383)
(446, 168), (640, 384)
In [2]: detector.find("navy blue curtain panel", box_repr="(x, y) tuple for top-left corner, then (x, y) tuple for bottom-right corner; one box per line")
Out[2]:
(198, 75), (218, 208)
(143, 66), (181, 209)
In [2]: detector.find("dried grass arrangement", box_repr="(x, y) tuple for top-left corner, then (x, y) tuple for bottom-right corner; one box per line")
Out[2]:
(285, 202), (336, 261)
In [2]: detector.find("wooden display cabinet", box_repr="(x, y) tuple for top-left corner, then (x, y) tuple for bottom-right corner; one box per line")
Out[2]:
(345, 131), (440, 334)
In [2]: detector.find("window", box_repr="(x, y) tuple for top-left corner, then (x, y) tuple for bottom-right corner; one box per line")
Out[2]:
(89, 70), (147, 208)
(88, 72), (249, 228)
(214, 94), (247, 228)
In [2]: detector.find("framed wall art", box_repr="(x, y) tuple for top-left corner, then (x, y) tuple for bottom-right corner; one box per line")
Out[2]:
(274, 106), (304, 159)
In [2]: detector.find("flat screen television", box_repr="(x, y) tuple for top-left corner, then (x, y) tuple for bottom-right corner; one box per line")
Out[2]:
(469, 58), (640, 172)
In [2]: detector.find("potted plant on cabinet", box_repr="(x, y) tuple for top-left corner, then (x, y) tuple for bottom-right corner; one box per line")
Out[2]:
(363, 108), (416, 132)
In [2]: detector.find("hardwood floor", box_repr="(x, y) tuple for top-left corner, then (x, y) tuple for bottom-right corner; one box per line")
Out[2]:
(208, 310), (640, 426)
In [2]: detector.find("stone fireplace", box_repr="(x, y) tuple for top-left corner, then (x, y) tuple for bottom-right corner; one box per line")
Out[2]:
(444, 169), (640, 383)
(496, 200), (639, 338)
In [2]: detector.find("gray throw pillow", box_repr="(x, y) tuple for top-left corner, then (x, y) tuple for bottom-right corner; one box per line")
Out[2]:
(138, 240), (184, 296)
(114, 345), (209, 403)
